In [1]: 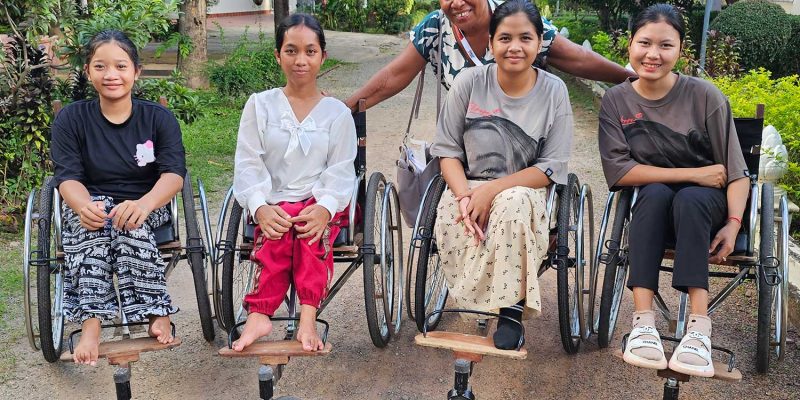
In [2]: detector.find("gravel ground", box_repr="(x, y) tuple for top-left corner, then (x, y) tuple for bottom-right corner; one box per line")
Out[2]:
(1, 30), (798, 400)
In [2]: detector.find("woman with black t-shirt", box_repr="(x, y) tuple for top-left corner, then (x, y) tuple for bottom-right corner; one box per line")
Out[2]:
(598, 4), (749, 378)
(50, 30), (186, 366)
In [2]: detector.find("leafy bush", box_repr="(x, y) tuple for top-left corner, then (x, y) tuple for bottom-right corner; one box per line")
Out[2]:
(711, 0), (792, 76)
(590, 30), (628, 66)
(712, 69), (800, 201)
(551, 13), (601, 45)
(778, 15), (800, 77)
(207, 30), (285, 100)
(315, 0), (368, 32)
(135, 74), (206, 124)
(370, 0), (414, 34)
(702, 30), (740, 78)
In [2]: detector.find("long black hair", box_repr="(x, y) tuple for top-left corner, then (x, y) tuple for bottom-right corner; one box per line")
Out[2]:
(631, 3), (685, 43)
(275, 13), (326, 51)
(84, 30), (141, 68)
(489, 0), (544, 39)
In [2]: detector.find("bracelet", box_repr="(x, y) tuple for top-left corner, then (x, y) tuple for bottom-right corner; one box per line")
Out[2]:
(727, 216), (742, 226)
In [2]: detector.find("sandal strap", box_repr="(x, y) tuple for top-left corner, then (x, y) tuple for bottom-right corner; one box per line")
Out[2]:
(675, 331), (712, 360)
(627, 326), (664, 352)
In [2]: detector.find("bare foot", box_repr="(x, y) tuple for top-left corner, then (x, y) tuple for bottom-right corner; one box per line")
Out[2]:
(232, 312), (273, 351)
(74, 318), (101, 366)
(148, 315), (174, 344)
(296, 305), (323, 352)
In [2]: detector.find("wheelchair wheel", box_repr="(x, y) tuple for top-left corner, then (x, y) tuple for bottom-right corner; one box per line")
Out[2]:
(363, 172), (399, 347)
(36, 177), (66, 362)
(596, 189), (633, 348)
(775, 194), (790, 361)
(23, 189), (41, 351)
(181, 173), (215, 342)
(556, 173), (592, 354)
(756, 182), (775, 373)
(387, 183), (405, 335)
(413, 175), (449, 333)
(220, 200), (258, 332)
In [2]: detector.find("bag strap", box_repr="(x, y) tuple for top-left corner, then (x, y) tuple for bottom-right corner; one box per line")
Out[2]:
(403, 11), (444, 146)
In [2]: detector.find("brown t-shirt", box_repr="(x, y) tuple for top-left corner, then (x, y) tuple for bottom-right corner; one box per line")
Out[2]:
(598, 74), (748, 191)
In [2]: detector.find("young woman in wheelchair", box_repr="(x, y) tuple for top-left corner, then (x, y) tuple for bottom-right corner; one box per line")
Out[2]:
(598, 4), (749, 377)
(430, 0), (573, 350)
(50, 30), (185, 365)
(230, 14), (356, 352)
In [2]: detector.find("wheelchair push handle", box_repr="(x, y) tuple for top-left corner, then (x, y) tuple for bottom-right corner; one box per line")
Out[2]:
(422, 308), (526, 351)
(227, 317), (331, 349)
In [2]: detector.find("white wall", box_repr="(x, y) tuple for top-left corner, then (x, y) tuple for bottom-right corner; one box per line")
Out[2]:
(208, 0), (271, 15)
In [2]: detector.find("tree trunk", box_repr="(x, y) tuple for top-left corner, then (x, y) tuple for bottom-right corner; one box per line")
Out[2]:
(273, 0), (290, 38)
(178, 0), (209, 89)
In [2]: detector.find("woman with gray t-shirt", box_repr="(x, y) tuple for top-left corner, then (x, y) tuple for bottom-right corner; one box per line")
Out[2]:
(430, 0), (573, 350)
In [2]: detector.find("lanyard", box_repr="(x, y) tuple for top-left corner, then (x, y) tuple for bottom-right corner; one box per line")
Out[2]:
(451, 23), (485, 67)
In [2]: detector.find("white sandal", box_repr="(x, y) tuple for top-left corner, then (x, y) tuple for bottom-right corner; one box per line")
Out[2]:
(668, 331), (715, 377)
(622, 325), (668, 370)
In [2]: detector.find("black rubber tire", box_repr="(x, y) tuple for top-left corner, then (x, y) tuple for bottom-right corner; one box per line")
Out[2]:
(597, 189), (633, 348)
(414, 175), (448, 333)
(181, 173), (215, 342)
(556, 173), (581, 354)
(363, 172), (392, 347)
(756, 182), (775, 374)
(220, 200), (245, 332)
(36, 177), (62, 362)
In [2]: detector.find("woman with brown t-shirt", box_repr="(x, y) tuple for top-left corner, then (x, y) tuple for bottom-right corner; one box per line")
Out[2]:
(598, 4), (748, 378)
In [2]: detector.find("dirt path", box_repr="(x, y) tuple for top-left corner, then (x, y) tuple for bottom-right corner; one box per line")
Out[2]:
(2, 31), (798, 400)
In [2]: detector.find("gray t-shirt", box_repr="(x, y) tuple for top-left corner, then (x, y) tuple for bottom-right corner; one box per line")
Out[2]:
(598, 74), (748, 191)
(430, 64), (573, 184)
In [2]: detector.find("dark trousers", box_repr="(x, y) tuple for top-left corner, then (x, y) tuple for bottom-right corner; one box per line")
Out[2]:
(627, 183), (727, 293)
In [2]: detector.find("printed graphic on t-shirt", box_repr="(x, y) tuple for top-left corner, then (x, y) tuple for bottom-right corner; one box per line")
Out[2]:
(135, 140), (156, 166)
(463, 116), (543, 180)
(624, 120), (714, 168)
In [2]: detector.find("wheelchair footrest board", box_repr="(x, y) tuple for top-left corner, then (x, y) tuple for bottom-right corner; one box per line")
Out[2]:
(218, 340), (332, 359)
(59, 337), (182, 365)
(612, 349), (742, 382)
(415, 332), (527, 360)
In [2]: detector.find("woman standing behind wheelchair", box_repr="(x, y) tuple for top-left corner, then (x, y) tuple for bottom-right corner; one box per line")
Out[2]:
(431, 0), (573, 350)
(50, 30), (185, 366)
(598, 4), (749, 377)
(230, 13), (356, 353)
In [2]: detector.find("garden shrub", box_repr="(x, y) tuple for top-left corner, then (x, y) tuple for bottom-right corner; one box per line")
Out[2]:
(711, 0), (792, 76)
(370, 0), (414, 34)
(777, 15), (800, 77)
(207, 31), (285, 100)
(712, 69), (800, 201)
(135, 75), (205, 124)
(315, 0), (368, 32)
(551, 13), (601, 45)
(702, 30), (740, 78)
(590, 30), (628, 66)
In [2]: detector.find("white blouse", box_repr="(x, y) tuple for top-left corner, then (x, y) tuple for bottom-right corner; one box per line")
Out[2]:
(233, 88), (357, 219)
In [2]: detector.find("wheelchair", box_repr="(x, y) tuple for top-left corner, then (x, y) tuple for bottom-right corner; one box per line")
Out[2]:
(591, 107), (790, 396)
(213, 100), (405, 399)
(21, 99), (216, 400)
(410, 171), (595, 398)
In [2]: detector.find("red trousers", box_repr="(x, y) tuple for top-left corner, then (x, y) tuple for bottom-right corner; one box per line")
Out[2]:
(244, 198), (348, 316)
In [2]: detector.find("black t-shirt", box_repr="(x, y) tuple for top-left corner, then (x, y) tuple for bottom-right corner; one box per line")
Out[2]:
(51, 98), (187, 201)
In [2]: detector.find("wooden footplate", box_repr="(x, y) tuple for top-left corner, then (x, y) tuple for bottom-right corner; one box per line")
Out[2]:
(415, 332), (527, 362)
(218, 340), (332, 365)
(612, 349), (742, 382)
(59, 337), (182, 365)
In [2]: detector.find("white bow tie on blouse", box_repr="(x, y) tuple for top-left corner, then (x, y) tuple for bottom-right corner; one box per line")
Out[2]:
(280, 111), (316, 158)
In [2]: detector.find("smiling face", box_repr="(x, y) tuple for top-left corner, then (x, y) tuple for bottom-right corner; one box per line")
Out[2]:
(85, 42), (140, 102)
(440, 0), (489, 32)
(274, 25), (326, 86)
(490, 12), (541, 75)
(628, 20), (681, 83)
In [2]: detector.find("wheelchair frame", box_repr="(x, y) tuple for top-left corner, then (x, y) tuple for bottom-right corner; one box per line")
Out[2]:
(591, 106), (791, 385)
(408, 172), (596, 353)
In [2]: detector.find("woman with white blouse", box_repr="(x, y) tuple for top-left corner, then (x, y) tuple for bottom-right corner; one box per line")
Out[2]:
(230, 14), (356, 352)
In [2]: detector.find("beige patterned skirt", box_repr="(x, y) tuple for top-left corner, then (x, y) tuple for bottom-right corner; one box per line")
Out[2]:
(435, 181), (549, 317)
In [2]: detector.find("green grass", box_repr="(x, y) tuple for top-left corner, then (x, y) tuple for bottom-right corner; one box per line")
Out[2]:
(0, 232), (24, 382)
(555, 71), (599, 114)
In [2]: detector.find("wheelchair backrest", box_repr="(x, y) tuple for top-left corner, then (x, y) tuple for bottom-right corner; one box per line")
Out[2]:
(733, 104), (765, 181)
